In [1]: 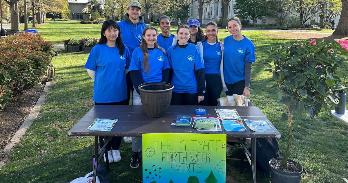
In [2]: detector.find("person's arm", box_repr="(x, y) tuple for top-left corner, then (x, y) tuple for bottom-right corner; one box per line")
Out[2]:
(194, 46), (205, 103)
(243, 62), (251, 97)
(195, 68), (205, 103)
(86, 69), (95, 80)
(219, 43), (227, 92)
(162, 69), (171, 83)
(243, 41), (256, 97)
(130, 70), (144, 93)
(85, 46), (97, 80)
(244, 62), (251, 88)
(196, 41), (204, 64)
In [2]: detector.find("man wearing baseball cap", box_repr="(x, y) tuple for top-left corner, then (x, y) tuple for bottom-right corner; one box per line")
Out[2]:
(117, 1), (147, 167)
(117, 0), (147, 103)
(118, 1), (147, 54)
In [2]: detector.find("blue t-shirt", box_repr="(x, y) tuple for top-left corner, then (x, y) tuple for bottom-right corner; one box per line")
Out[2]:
(223, 36), (256, 84)
(129, 47), (170, 83)
(202, 41), (222, 74)
(157, 34), (175, 51)
(117, 20), (146, 53)
(85, 44), (131, 103)
(167, 43), (204, 94)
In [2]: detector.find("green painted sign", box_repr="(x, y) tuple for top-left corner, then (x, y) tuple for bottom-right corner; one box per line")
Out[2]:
(142, 133), (226, 183)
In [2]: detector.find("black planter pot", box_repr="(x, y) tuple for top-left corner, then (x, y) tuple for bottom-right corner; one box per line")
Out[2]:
(269, 158), (303, 183)
(67, 45), (81, 52)
(138, 83), (174, 118)
(335, 90), (346, 114)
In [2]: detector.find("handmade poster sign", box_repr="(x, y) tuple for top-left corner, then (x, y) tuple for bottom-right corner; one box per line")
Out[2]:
(142, 133), (226, 183)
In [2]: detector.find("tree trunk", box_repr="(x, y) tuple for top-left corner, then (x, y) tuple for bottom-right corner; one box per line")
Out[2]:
(0, 0), (3, 31)
(24, 0), (28, 30)
(32, 0), (35, 27)
(221, 0), (229, 27)
(36, 0), (41, 24)
(299, 0), (304, 27)
(333, 0), (348, 37)
(198, 0), (203, 23)
(9, 0), (19, 32)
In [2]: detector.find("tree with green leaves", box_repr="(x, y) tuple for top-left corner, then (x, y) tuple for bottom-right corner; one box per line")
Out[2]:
(317, 0), (341, 28)
(235, 0), (278, 24)
(293, 0), (321, 26)
(104, 0), (128, 20)
(164, 0), (190, 23)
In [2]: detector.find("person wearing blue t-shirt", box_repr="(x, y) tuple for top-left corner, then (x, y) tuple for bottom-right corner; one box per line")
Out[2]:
(128, 27), (170, 168)
(117, 1), (146, 54)
(117, 1), (147, 105)
(167, 25), (205, 105)
(157, 15), (176, 51)
(223, 17), (256, 97)
(202, 21), (223, 106)
(85, 20), (131, 164)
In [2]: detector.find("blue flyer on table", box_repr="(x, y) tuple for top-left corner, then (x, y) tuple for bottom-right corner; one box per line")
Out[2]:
(222, 119), (246, 132)
(244, 119), (274, 132)
(88, 118), (118, 131)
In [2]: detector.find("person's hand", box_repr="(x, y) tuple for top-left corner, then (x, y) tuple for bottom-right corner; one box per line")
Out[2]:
(243, 87), (250, 97)
(198, 96), (204, 103)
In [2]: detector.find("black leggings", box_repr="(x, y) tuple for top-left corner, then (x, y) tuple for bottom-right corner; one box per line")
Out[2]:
(171, 92), (198, 105)
(226, 80), (245, 96)
(95, 99), (128, 150)
(205, 74), (223, 106)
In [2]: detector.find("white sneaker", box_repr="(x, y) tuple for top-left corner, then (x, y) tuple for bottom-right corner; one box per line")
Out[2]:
(112, 150), (121, 162)
(104, 150), (113, 163)
(123, 137), (132, 143)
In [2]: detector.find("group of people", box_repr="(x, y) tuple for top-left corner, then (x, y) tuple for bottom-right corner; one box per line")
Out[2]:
(84, 0), (255, 169)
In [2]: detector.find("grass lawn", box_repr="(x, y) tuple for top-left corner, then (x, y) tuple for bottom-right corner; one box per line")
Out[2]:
(0, 21), (347, 183)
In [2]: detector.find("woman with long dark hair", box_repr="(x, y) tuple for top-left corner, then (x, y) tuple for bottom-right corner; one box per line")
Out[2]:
(128, 27), (170, 168)
(85, 20), (131, 163)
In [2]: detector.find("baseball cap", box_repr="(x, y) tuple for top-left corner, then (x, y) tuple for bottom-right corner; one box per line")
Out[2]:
(128, 1), (141, 9)
(187, 19), (200, 27)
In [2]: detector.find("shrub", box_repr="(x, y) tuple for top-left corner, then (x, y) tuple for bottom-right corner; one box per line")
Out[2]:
(65, 38), (81, 46)
(0, 33), (53, 110)
(83, 38), (98, 47)
(265, 39), (346, 170)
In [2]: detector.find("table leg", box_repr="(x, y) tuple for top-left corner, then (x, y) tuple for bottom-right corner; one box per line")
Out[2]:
(93, 136), (98, 183)
(251, 137), (257, 183)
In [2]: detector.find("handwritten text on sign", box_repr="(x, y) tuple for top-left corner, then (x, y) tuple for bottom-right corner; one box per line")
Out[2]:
(142, 133), (226, 183)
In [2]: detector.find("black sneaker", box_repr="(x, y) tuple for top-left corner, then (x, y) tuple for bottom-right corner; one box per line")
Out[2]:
(130, 152), (140, 169)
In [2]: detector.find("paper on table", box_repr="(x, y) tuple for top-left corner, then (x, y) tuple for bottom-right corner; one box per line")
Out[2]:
(215, 109), (241, 120)
(222, 119), (246, 132)
(194, 117), (222, 132)
(87, 118), (118, 131)
(244, 119), (274, 132)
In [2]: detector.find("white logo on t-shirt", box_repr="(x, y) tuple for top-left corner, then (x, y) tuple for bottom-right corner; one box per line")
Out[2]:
(237, 48), (244, 54)
(187, 55), (194, 61)
(217, 51), (221, 56)
(120, 56), (125, 60)
(158, 56), (164, 62)
(136, 35), (142, 41)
